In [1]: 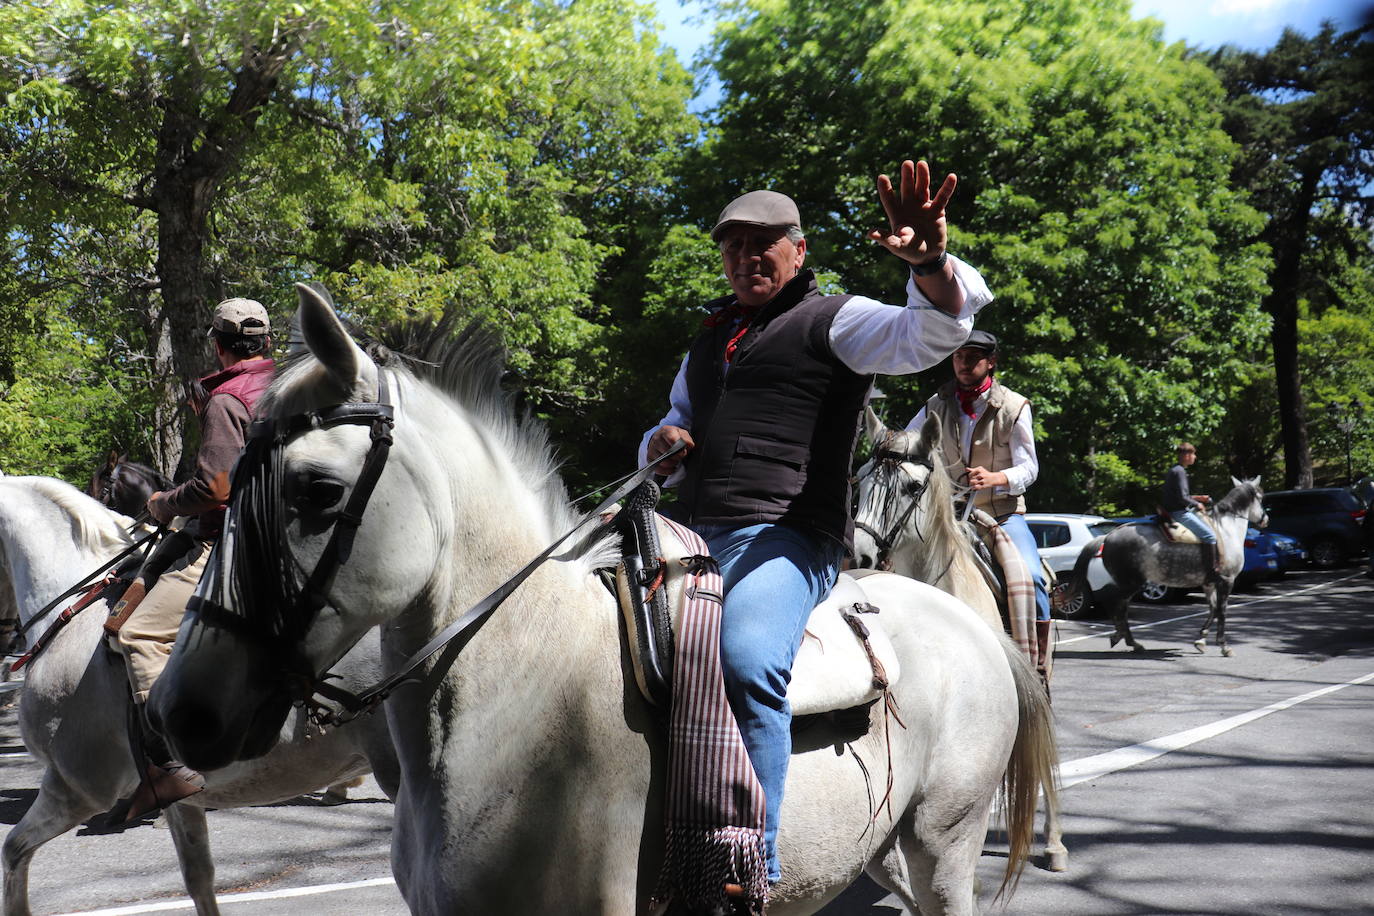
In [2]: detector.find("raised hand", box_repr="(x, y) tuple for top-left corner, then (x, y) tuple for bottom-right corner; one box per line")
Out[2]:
(868, 159), (957, 268)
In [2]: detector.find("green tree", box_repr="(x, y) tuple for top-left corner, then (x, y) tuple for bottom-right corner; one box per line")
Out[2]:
(667, 0), (1271, 512)
(0, 0), (694, 481)
(1205, 22), (1374, 488)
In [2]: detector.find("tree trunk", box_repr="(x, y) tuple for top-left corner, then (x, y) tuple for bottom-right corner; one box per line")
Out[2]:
(1266, 169), (1320, 490)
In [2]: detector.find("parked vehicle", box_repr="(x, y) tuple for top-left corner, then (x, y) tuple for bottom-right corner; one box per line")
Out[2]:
(1262, 488), (1367, 568)
(1236, 526), (1280, 589)
(1266, 530), (1307, 575)
(1024, 513), (1121, 617)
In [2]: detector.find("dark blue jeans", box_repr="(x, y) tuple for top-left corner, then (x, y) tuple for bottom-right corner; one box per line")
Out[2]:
(697, 523), (843, 883)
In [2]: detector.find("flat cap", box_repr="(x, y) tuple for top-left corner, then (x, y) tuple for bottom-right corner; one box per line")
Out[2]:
(209, 298), (270, 337)
(958, 329), (998, 353)
(710, 190), (802, 243)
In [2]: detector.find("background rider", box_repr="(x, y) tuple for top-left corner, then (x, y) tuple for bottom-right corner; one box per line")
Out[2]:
(1160, 442), (1219, 579)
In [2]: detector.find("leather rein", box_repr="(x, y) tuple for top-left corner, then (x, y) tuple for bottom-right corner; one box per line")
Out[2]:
(188, 367), (685, 729)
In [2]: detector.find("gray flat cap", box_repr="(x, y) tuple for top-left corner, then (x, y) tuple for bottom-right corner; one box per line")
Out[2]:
(710, 190), (802, 242)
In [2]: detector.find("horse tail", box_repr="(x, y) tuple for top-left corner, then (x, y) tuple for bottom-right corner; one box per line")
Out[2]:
(1066, 534), (1106, 600)
(995, 635), (1060, 900)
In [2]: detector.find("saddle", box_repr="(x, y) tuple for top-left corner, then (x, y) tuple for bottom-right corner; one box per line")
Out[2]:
(612, 487), (901, 718)
(1152, 509), (1202, 544)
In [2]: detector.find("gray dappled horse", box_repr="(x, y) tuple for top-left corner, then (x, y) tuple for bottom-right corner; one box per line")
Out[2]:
(1066, 477), (1265, 656)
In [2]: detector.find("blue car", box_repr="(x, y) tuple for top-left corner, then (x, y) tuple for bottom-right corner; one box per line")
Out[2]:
(1237, 526), (1280, 588)
(1265, 530), (1308, 574)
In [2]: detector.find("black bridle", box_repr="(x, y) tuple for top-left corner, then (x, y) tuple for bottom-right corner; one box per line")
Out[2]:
(853, 446), (932, 570)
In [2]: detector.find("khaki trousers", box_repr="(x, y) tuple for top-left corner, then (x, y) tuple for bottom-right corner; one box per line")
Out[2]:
(115, 537), (211, 704)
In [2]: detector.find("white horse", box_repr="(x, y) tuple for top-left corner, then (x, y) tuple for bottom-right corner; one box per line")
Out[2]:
(851, 408), (1067, 873)
(150, 286), (1058, 915)
(0, 474), (398, 916)
(851, 409), (1003, 629)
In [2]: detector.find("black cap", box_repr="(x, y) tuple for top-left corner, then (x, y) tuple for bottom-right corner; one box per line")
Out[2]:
(959, 329), (998, 353)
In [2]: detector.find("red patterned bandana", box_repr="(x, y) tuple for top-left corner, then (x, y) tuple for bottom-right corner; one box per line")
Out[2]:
(956, 375), (993, 417)
(704, 303), (761, 365)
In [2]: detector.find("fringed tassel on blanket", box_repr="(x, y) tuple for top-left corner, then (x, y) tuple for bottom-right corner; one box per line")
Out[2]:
(657, 825), (769, 916)
(651, 516), (770, 916)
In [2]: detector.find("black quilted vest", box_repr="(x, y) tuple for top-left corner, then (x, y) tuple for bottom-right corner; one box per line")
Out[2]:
(678, 270), (871, 547)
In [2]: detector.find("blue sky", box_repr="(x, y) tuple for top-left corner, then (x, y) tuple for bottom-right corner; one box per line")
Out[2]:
(655, 0), (1370, 69)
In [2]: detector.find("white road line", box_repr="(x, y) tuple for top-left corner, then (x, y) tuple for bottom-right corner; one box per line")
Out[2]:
(1058, 670), (1374, 789)
(1054, 571), (1365, 646)
(53, 877), (399, 916)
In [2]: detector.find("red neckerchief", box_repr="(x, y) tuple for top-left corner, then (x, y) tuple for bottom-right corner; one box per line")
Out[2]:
(704, 302), (761, 364)
(956, 375), (993, 418)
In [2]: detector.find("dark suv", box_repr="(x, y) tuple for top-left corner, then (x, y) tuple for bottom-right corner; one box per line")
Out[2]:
(1261, 488), (1367, 568)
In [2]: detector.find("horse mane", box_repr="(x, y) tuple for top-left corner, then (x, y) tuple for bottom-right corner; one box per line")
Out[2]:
(902, 437), (982, 586)
(1214, 478), (1260, 517)
(9, 476), (135, 554)
(262, 317), (615, 569)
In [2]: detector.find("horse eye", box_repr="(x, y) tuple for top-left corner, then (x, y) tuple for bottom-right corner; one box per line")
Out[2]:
(297, 477), (346, 511)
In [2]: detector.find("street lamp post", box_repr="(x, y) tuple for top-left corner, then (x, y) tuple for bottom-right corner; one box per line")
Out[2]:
(1323, 398), (1366, 485)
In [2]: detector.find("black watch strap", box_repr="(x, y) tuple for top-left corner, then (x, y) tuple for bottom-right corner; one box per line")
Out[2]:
(911, 250), (949, 277)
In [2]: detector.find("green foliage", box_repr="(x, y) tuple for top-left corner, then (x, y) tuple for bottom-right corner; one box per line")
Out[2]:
(0, 0), (696, 483)
(684, 0), (1272, 511)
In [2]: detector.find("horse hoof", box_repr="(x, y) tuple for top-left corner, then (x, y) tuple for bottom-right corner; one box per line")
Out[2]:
(1047, 849), (1068, 872)
(1194, 640), (1206, 654)
(1132, 644), (1145, 654)
(1222, 647), (1234, 658)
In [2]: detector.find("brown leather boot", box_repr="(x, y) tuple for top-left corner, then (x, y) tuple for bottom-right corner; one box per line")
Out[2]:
(107, 701), (205, 824)
(1201, 542), (1221, 583)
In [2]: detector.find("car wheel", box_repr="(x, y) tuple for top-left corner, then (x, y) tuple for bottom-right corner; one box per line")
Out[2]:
(1308, 537), (1344, 569)
(1057, 587), (1089, 619)
(1137, 581), (1174, 603)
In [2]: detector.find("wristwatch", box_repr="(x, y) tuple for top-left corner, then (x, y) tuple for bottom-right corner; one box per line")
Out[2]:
(911, 250), (948, 277)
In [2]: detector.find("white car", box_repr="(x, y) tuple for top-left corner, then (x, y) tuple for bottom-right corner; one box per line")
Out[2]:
(1024, 513), (1122, 617)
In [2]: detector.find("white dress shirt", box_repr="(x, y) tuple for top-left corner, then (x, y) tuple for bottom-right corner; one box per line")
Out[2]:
(906, 390), (1039, 495)
(639, 255), (994, 480)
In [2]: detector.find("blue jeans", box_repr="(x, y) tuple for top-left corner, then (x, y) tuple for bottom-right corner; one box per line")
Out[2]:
(697, 523), (844, 884)
(1173, 508), (1217, 544)
(1001, 513), (1051, 621)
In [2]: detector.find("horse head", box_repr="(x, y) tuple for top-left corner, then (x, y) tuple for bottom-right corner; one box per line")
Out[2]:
(1222, 475), (1266, 528)
(151, 284), (447, 770)
(851, 407), (942, 569)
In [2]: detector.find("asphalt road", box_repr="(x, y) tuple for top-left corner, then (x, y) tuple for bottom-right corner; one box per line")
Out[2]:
(3, 566), (1371, 915)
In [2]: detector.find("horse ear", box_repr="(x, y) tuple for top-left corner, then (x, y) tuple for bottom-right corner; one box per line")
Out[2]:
(1231, 475), (1243, 489)
(918, 412), (941, 454)
(294, 283), (378, 400)
(105, 450), (119, 470)
(1250, 475), (1262, 488)
(863, 405), (888, 446)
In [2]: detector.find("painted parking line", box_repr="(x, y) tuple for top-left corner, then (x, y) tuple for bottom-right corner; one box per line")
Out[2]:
(53, 877), (400, 916)
(1054, 572), (1366, 646)
(1058, 669), (1374, 788)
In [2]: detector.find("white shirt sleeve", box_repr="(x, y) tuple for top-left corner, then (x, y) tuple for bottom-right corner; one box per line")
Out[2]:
(638, 352), (693, 487)
(904, 406), (929, 432)
(999, 403), (1039, 496)
(827, 254), (994, 375)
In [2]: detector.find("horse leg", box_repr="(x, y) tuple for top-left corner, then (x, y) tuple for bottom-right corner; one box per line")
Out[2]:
(163, 805), (221, 916)
(321, 775), (366, 806)
(1043, 796), (1068, 872)
(1194, 583), (1220, 654)
(867, 793), (993, 916)
(1106, 593), (1144, 653)
(1215, 584), (1234, 657)
(3, 777), (104, 916)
